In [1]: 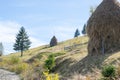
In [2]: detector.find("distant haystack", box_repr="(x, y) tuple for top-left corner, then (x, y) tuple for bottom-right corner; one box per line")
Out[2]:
(87, 0), (120, 55)
(0, 43), (3, 56)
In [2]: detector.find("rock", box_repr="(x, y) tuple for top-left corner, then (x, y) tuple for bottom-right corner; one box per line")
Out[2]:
(0, 69), (20, 80)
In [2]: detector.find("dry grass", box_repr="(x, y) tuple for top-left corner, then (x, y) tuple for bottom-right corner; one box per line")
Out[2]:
(1, 36), (120, 80)
(0, 36), (88, 79)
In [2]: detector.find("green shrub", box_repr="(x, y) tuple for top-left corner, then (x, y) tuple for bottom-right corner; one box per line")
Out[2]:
(9, 56), (20, 64)
(44, 54), (55, 72)
(102, 65), (115, 78)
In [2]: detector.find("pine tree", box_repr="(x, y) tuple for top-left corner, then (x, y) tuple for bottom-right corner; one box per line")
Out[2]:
(50, 36), (57, 47)
(82, 24), (87, 35)
(74, 29), (80, 38)
(13, 27), (31, 57)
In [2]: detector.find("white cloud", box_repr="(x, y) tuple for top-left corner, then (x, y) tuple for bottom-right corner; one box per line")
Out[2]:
(52, 26), (76, 41)
(30, 26), (82, 42)
(30, 37), (46, 48)
(52, 25), (84, 42)
(0, 20), (46, 55)
(0, 21), (22, 54)
(53, 26), (75, 32)
(0, 21), (21, 43)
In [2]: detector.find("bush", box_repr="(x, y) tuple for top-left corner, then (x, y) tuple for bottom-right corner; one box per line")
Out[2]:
(102, 65), (115, 78)
(45, 54), (55, 72)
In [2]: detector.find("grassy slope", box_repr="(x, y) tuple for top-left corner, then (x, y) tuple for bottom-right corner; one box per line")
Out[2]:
(1, 36), (120, 79)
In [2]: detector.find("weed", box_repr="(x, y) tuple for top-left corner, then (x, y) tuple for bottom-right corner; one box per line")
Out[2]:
(102, 65), (115, 78)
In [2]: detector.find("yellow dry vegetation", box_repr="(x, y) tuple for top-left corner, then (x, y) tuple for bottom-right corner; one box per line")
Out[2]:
(1, 36), (120, 80)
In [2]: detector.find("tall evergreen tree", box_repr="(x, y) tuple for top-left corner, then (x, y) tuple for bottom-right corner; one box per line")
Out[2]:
(13, 27), (31, 57)
(82, 24), (87, 35)
(74, 29), (80, 38)
(50, 36), (57, 47)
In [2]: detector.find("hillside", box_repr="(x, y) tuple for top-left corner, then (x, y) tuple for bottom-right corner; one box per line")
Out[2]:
(1, 36), (120, 80)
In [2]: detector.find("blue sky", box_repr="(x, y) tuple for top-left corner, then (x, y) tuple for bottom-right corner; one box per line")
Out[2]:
(0, 0), (104, 54)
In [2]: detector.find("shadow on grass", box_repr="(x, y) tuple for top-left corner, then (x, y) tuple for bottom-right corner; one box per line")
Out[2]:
(54, 50), (120, 78)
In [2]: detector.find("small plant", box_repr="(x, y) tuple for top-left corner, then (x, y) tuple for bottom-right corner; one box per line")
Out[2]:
(43, 71), (59, 80)
(102, 65), (115, 78)
(45, 54), (55, 72)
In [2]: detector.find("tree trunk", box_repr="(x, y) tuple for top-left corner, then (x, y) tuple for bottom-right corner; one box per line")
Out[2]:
(102, 39), (105, 55)
(21, 50), (23, 57)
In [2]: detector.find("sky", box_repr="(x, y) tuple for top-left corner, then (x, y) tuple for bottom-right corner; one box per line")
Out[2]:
(0, 0), (105, 54)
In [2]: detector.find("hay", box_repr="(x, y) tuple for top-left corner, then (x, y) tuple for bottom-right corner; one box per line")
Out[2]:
(87, 0), (120, 55)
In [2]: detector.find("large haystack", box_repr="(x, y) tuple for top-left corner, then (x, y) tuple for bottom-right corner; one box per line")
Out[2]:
(87, 0), (120, 55)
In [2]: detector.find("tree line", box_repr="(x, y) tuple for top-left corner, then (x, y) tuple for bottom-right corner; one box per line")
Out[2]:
(0, 24), (87, 57)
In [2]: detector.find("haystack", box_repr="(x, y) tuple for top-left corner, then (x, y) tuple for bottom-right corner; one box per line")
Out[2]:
(87, 0), (120, 55)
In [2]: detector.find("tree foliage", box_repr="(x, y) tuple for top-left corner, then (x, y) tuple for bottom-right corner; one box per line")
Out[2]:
(74, 29), (80, 38)
(45, 54), (55, 72)
(50, 36), (57, 47)
(13, 27), (31, 57)
(90, 6), (96, 14)
(102, 65), (115, 78)
(82, 24), (87, 35)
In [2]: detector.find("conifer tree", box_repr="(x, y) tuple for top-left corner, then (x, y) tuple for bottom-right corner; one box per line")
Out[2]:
(50, 36), (57, 47)
(13, 27), (31, 57)
(82, 24), (87, 35)
(74, 29), (80, 38)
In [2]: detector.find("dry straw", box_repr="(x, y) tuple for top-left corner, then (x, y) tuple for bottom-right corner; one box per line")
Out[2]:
(87, 0), (120, 55)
